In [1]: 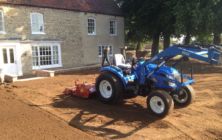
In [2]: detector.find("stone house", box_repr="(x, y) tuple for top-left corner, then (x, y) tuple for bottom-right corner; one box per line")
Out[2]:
(0, 0), (124, 77)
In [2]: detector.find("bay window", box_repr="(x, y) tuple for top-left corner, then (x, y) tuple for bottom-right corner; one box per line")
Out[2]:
(32, 43), (62, 69)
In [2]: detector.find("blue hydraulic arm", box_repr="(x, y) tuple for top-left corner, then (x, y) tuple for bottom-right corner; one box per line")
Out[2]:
(138, 45), (221, 85)
(148, 45), (222, 65)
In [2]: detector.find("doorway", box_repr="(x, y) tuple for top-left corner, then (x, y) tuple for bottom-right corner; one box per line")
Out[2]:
(0, 46), (18, 75)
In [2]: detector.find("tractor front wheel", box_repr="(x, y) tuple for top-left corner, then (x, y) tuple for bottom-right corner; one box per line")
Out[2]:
(96, 72), (123, 104)
(147, 90), (174, 117)
(172, 85), (195, 107)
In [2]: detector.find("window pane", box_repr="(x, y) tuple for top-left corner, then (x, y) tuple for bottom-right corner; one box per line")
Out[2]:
(53, 46), (59, 64)
(32, 44), (61, 67)
(31, 14), (39, 32)
(39, 46), (51, 65)
(39, 15), (44, 32)
(98, 46), (102, 56)
(32, 46), (39, 66)
(31, 13), (44, 33)
(98, 45), (113, 56)
(88, 18), (95, 34)
(109, 46), (113, 55)
(110, 21), (113, 34)
(0, 24), (3, 31)
(0, 12), (4, 32)
(9, 49), (15, 63)
(3, 48), (8, 64)
(110, 20), (116, 35)
(0, 12), (2, 23)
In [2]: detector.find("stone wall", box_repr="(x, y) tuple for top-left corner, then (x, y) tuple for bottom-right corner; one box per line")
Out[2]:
(79, 12), (125, 65)
(0, 4), (124, 75)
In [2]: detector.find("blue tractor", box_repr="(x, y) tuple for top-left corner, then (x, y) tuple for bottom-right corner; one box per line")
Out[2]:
(95, 45), (222, 117)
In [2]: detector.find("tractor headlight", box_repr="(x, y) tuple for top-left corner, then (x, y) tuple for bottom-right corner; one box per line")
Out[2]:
(173, 72), (181, 82)
(167, 75), (174, 80)
(175, 75), (181, 82)
(168, 82), (176, 87)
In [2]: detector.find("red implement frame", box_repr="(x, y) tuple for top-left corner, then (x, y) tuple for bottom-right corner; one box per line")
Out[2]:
(63, 81), (96, 98)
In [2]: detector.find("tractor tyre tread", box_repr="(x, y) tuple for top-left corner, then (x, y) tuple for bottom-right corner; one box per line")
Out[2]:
(147, 90), (174, 118)
(96, 72), (123, 104)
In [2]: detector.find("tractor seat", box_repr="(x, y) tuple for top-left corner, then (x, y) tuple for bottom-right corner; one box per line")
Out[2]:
(114, 54), (131, 69)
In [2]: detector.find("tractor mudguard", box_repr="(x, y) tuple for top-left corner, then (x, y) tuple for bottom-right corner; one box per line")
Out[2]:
(100, 66), (128, 88)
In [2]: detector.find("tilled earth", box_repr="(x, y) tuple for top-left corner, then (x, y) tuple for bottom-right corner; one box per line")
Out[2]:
(1, 63), (222, 140)
(0, 86), (99, 140)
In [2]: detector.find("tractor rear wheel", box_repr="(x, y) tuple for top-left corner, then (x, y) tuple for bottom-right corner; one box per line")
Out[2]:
(147, 90), (174, 117)
(96, 72), (123, 104)
(172, 85), (195, 107)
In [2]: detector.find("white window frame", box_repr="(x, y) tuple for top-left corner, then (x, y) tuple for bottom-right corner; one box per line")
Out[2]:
(31, 42), (62, 70)
(110, 20), (117, 36)
(98, 45), (113, 57)
(30, 12), (45, 35)
(87, 17), (96, 35)
(0, 11), (6, 34)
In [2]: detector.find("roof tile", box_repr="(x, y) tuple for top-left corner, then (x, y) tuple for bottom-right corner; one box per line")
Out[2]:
(0, 0), (123, 16)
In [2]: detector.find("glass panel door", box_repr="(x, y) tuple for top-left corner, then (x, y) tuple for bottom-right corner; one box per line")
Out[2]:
(1, 47), (17, 75)
(2, 48), (8, 64)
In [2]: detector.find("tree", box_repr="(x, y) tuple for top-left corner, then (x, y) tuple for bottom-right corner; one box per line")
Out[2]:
(137, 0), (163, 56)
(194, 0), (220, 45)
(119, 0), (148, 52)
(161, 0), (177, 49)
(212, 0), (222, 45)
(174, 0), (201, 45)
(117, 0), (222, 56)
(119, 0), (177, 56)
(173, 0), (222, 45)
